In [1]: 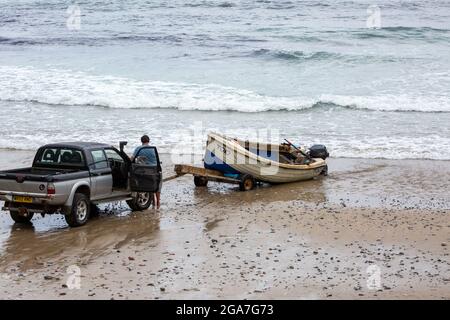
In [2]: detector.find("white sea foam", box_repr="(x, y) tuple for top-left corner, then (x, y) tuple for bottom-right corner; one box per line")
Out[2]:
(0, 66), (311, 112)
(0, 66), (449, 113)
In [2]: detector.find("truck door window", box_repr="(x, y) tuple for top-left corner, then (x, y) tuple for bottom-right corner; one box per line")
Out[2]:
(90, 150), (108, 169)
(134, 147), (158, 166)
(105, 149), (125, 162)
(104, 148), (127, 189)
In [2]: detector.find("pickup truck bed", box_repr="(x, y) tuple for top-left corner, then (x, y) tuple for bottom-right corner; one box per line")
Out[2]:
(0, 167), (88, 180)
(2, 167), (76, 175)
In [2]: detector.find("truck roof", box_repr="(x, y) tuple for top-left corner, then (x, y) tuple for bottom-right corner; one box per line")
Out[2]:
(41, 142), (113, 150)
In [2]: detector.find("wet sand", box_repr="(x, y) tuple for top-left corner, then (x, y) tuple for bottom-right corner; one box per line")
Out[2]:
(0, 149), (448, 299)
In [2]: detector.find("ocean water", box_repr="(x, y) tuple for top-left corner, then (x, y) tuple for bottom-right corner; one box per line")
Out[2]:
(1, 0), (449, 159)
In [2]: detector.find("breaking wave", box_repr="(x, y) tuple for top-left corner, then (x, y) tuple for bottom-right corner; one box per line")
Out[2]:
(251, 49), (338, 61)
(0, 35), (184, 47)
(0, 66), (449, 113)
(353, 26), (450, 41)
(248, 49), (416, 63)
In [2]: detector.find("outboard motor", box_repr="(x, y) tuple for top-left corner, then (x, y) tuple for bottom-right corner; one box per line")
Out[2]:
(309, 144), (329, 160)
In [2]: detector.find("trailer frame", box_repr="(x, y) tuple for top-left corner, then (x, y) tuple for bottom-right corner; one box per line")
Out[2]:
(163, 164), (255, 191)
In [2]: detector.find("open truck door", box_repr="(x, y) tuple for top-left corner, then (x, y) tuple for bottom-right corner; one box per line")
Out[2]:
(130, 146), (162, 192)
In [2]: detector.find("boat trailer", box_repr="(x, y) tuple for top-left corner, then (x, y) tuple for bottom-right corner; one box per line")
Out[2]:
(163, 164), (256, 191)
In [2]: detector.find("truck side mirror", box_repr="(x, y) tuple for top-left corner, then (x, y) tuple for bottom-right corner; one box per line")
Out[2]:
(119, 141), (128, 152)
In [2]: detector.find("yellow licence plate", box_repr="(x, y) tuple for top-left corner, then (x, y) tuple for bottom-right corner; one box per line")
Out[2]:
(13, 196), (33, 203)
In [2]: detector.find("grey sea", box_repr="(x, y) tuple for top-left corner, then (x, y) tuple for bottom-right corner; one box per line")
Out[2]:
(1, 0), (450, 159)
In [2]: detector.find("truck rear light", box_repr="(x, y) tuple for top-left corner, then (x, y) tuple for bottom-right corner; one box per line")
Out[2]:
(47, 183), (55, 195)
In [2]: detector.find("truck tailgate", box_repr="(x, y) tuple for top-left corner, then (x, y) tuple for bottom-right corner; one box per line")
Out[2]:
(0, 178), (48, 195)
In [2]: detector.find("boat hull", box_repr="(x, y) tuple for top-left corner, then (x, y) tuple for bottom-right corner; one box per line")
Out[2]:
(204, 133), (327, 183)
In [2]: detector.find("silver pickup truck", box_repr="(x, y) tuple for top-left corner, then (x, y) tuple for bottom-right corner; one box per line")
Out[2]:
(0, 142), (162, 227)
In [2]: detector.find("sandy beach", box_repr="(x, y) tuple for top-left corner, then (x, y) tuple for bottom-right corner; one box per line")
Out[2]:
(0, 149), (448, 299)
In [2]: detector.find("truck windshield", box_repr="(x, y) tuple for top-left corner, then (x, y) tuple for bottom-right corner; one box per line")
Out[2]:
(35, 147), (85, 168)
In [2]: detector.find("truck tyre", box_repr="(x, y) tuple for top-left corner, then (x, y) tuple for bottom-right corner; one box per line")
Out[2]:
(127, 192), (153, 211)
(321, 165), (328, 176)
(239, 174), (255, 191)
(10, 211), (34, 224)
(90, 203), (100, 217)
(65, 193), (90, 227)
(194, 176), (208, 187)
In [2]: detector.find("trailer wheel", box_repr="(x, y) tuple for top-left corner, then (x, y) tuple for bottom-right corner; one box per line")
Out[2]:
(239, 174), (255, 191)
(10, 211), (34, 224)
(127, 192), (153, 211)
(194, 176), (208, 187)
(65, 193), (90, 227)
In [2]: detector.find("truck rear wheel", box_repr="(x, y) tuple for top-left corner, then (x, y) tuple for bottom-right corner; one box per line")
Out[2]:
(10, 211), (34, 224)
(321, 165), (328, 176)
(65, 193), (90, 227)
(127, 192), (153, 211)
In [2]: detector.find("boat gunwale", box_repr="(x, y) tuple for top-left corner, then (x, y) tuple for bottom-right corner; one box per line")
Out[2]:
(207, 132), (326, 171)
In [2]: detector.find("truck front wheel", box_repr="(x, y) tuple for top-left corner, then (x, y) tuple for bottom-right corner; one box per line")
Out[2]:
(65, 193), (90, 227)
(127, 192), (153, 211)
(10, 211), (34, 224)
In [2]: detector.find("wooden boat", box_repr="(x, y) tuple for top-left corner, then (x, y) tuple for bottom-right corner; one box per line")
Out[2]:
(203, 132), (328, 184)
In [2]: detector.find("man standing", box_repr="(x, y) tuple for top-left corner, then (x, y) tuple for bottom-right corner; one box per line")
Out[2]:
(131, 135), (161, 209)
